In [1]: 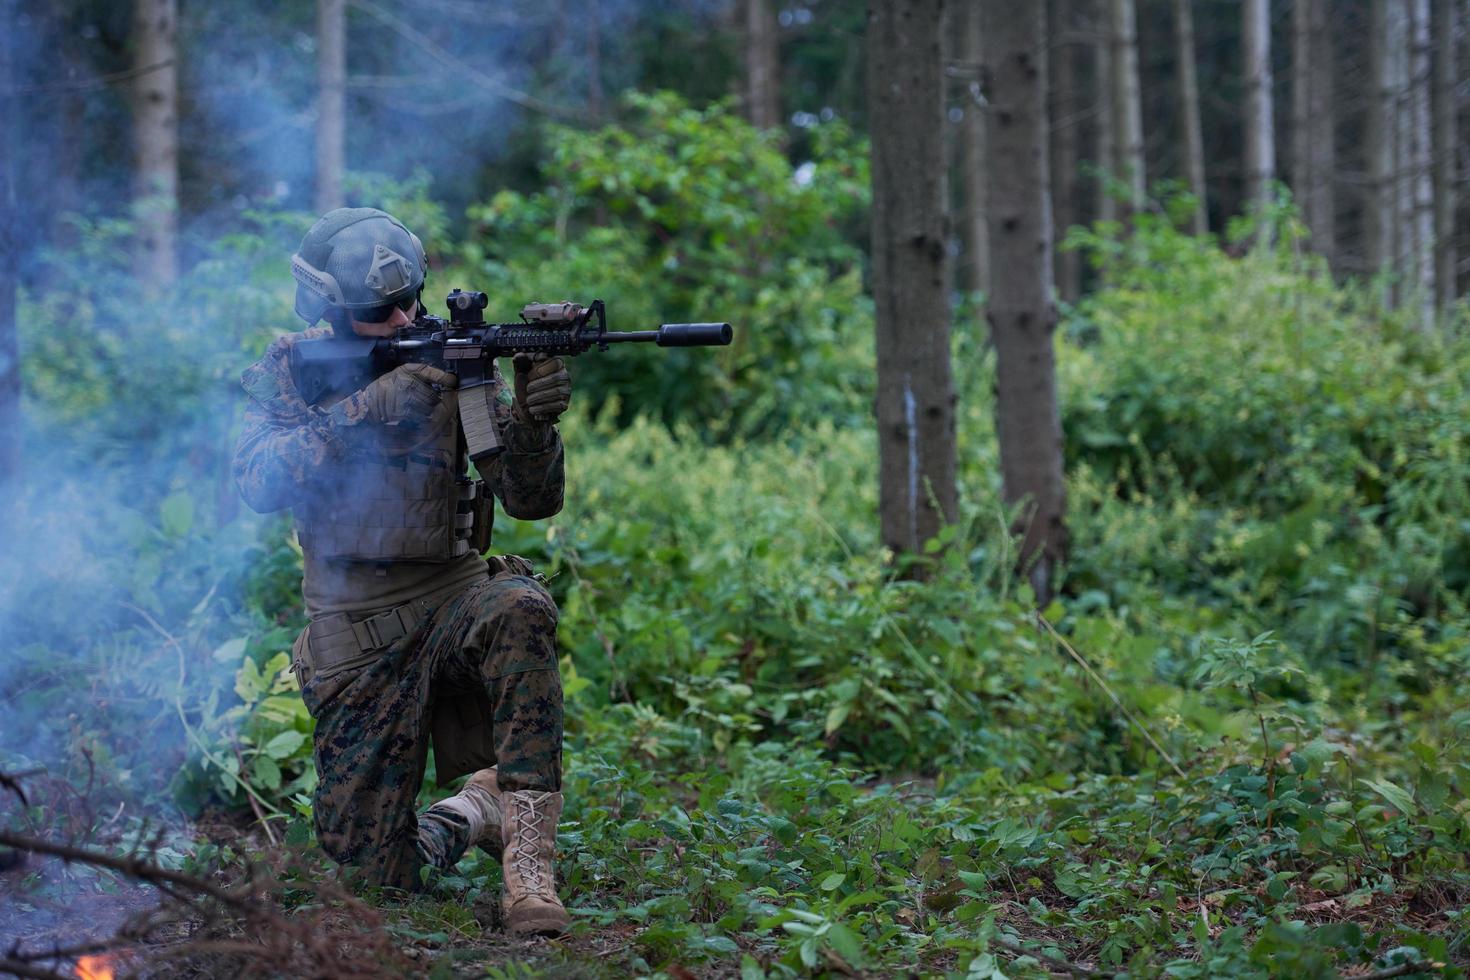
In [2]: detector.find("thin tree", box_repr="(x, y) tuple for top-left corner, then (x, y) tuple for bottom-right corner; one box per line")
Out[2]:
(1243, 0), (1276, 215)
(1292, 0), (1335, 261)
(588, 0), (604, 121)
(1092, 0), (1116, 223)
(867, 0), (958, 563)
(1174, 0), (1208, 235)
(316, 0), (346, 213)
(1110, 0), (1145, 211)
(1432, 0), (1458, 311)
(0, 0), (17, 485)
(1368, 0), (1397, 284)
(959, 0), (991, 297)
(131, 0), (179, 286)
(744, 0), (781, 130)
(1051, 0), (1082, 301)
(984, 0), (1068, 601)
(1401, 0), (1436, 325)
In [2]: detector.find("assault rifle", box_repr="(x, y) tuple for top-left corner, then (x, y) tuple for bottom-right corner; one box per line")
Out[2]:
(290, 289), (733, 461)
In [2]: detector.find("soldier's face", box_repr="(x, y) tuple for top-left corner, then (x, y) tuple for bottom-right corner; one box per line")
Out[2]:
(349, 299), (418, 337)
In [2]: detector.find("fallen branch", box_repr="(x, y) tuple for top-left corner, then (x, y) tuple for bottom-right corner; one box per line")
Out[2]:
(990, 933), (1102, 978)
(0, 827), (414, 978)
(0, 828), (254, 912)
(0, 956), (70, 980)
(1350, 961), (1442, 980)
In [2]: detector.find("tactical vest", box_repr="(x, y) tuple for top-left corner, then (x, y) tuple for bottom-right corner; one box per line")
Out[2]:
(295, 417), (485, 563)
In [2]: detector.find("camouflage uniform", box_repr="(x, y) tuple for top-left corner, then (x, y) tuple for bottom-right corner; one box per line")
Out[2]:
(233, 327), (565, 890)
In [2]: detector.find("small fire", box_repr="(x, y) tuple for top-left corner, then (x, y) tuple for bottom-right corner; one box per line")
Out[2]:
(75, 955), (115, 980)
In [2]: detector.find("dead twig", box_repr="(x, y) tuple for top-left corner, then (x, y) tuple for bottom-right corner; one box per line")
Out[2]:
(1035, 614), (1189, 780)
(0, 827), (415, 979)
(231, 741), (280, 847)
(990, 933), (1102, 978)
(1349, 962), (1442, 980)
(0, 956), (70, 980)
(0, 828), (255, 912)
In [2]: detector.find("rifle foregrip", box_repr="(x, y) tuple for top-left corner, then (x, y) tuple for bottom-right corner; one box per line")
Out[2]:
(656, 323), (734, 347)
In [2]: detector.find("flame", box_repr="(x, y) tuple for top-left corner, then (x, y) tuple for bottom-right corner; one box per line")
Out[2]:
(75, 955), (115, 980)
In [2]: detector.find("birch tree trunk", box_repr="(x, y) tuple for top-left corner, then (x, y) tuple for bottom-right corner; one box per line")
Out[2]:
(1051, 0), (1082, 301)
(1110, 0), (1145, 211)
(0, 0), (18, 485)
(1432, 0), (1458, 310)
(868, 0), (958, 563)
(1292, 0), (1335, 262)
(984, 0), (1067, 602)
(315, 0), (346, 213)
(1174, 0), (1208, 234)
(1243, 0), (1277, 214)
(959, 0), (990, 296)
(131, 0), (179, 286)
(744, 0), (781, 130)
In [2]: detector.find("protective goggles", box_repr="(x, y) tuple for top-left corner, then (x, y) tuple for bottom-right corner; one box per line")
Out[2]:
(353, 292), (419, 323)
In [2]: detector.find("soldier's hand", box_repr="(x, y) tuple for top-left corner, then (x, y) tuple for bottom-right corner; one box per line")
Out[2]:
(512, 354), (571, 424)
(359, 363), (459, 426)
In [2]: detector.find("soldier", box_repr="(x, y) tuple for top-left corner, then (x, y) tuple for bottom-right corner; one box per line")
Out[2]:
(232, 208), (573, 935)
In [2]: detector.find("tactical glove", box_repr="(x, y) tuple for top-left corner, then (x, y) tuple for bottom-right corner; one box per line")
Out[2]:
(329, 363), (458, 455)
(512, 354), (571, 424)
(347, 363), (459, 427)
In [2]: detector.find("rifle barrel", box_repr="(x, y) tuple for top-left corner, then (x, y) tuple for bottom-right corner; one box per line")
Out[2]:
(601, 323), (733, 346)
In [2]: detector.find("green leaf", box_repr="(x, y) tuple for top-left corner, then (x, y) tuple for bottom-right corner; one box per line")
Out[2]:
(1362, 778), (1417, 816)
(253, 755), (282, 791)
(263, 730), (306, 760)
(957, 869), (989, 892)
(826, 923), (865, 965)
(159, 491), (194, 537)
(819, 872), (846, 891)
(824, 702), (851, 736)
(212, 637), (248, 664)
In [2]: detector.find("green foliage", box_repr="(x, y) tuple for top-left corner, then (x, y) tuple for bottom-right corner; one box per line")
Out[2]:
(7, 105), (1470, 978)
(455, 91), (874, 436)
(1062, 206), (1470, 673)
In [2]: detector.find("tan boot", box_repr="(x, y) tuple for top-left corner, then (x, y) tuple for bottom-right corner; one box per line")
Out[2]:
(425, 766), (503, 857)
(500, 789), (570, 936)
(461, 767), (504, 852)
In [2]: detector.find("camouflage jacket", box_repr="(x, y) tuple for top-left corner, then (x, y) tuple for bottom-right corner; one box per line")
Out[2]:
(233, 326), (565, 524)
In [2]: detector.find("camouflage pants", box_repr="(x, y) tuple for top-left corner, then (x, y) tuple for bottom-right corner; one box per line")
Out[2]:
(299, 571), (563, 891)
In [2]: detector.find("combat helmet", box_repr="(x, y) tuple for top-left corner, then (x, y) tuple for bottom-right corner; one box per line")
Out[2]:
(291, 208), (428, 326)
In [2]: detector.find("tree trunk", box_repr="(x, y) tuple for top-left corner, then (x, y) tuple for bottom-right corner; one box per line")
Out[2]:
(1291, 0), (1335, 262)
(743, 0), (781, 130)
(1174, 0), (1208, 234)
(315, 0), (346, 213)
(1432, 0), (1458, 311)
(1051, 0), (1081, 302)
(0, 0), (18, 486)
(131, 0), (179, 286)
(1401, 0), (1436, 326)
(1093, 0), (1116, 223)
(588, 0), (604, 121)
(984, 0), (1068, 602)
(1243, 0), (1276, 214)
(1109, 0), (1145, 211)
(868, 0), (958, 564)
(1368, 0), (1396, 283)
(960, 0), (991, 297)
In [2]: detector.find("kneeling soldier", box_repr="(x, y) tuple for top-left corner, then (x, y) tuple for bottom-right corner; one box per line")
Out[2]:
(233, 207), (573, 935)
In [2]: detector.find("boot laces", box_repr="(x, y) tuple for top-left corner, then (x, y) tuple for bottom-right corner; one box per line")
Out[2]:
(509, 792), (553, 896)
